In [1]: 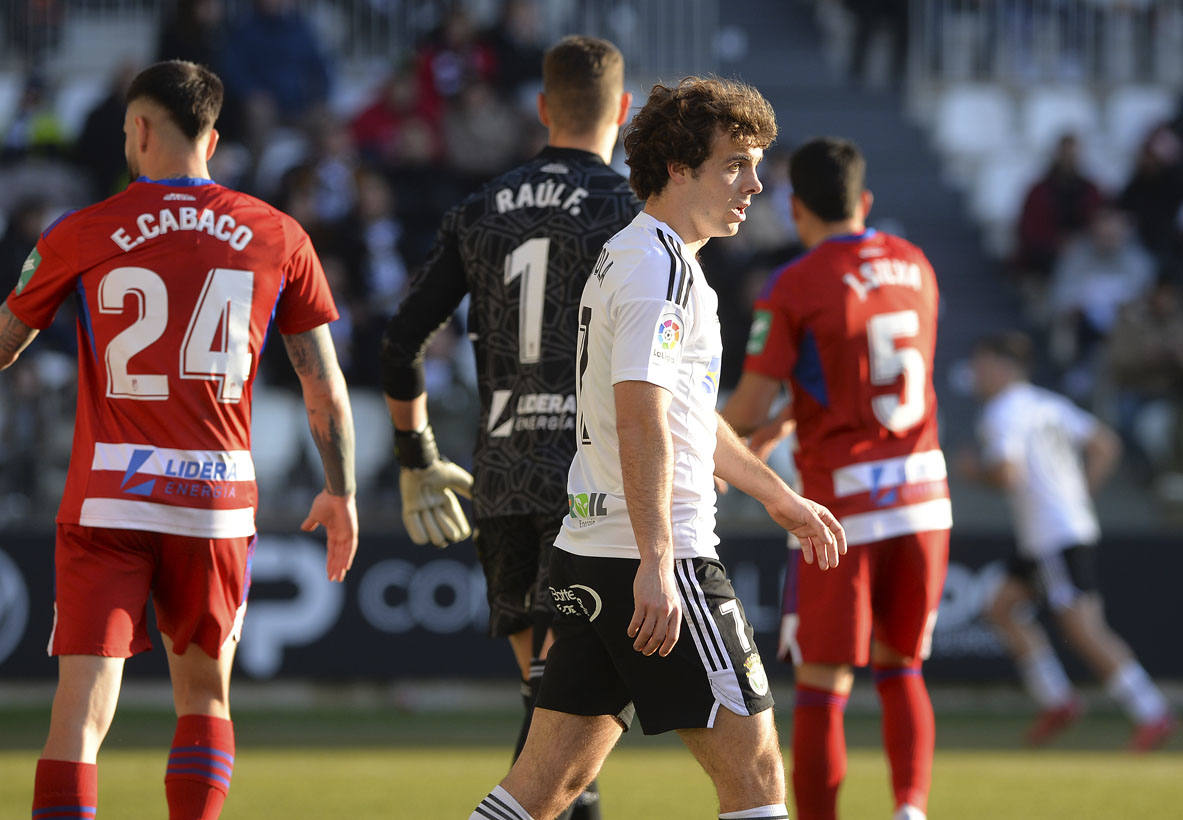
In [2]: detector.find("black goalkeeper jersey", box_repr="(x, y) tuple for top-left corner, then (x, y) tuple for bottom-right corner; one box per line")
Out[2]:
(383, 146), (638, 519)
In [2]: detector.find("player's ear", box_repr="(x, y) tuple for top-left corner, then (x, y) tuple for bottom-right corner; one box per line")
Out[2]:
(204, 128), (219, 162)
(615, 90), (632, 126)
(860, 189), (874, 220)
(536, 92), (550, 128)
(667, 160), (691, 186)
(134, 114), (151, 154)
(789, 193), (804, 222)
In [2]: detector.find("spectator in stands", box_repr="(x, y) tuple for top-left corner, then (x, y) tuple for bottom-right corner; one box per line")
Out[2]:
(414, 6), (498, 123)
(442, 79), (525, 186)
(846, 0), (909, 87)
(483, 0), (546, 100)
(75, 61), (138, 199)
(0, 75), (66, 162)
(6, 0), (63, 70)
(1101, 277), (1183, 494)
(1013, 134), (1103, 289)
(1047, 205), (1155, 396)
(350, 65), (443, 166)
(156, 0), (227, 68)
(1118, 124), (1183, 273)
(219, 0), (332, 159)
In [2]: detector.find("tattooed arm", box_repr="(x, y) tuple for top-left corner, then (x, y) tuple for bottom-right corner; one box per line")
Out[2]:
(282, 324), (358, 581)
(0, 303), (39, 370)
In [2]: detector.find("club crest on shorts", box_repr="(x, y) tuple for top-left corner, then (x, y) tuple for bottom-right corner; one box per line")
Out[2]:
(744, 652), (769, 697)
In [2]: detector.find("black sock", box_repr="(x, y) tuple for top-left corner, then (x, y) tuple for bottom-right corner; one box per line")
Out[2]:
(513, 663), (543, 761)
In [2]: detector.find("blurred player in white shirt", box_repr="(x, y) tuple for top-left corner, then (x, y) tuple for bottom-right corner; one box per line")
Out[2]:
(962, 331), (1175, 751)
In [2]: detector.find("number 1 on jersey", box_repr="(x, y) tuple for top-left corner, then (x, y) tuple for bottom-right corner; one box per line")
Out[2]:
(504, 237), (550, 364)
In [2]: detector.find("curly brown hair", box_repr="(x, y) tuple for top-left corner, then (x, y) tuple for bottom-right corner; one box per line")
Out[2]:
(623, 76), (777, 201)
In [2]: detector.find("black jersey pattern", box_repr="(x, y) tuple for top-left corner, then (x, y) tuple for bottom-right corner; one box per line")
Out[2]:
(383, 147), (638, 518)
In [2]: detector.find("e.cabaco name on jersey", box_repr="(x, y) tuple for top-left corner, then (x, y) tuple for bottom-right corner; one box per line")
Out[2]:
(494, 182), (589, 216)
(110, 207), (254, 252)
(842, 258), (922, 302)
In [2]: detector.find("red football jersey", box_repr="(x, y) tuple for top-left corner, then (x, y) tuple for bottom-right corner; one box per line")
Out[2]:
(7, 177), (338, 538)
(743, 229), (950, 545)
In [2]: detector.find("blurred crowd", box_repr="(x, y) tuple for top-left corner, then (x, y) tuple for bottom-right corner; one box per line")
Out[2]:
(1008, 120), (1183, 499)
(0, 0), (560, 518)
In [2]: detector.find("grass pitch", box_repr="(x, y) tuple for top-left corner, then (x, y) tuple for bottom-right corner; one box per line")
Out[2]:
(1, 704), (1180, 818)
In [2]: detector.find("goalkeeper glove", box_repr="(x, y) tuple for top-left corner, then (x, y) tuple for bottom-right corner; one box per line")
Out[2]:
(394, 423), (473, 547)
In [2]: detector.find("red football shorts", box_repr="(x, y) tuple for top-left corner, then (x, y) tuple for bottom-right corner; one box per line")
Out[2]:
(781, 529), (949, 667)
(50, 523), (254, 659)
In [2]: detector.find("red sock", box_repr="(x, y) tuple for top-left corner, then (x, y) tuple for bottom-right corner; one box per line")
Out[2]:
(874, 665), (934, 813)
(792, 685), (848, 820)
(33, 759), (97, 819)
(165, 715), (235, 820)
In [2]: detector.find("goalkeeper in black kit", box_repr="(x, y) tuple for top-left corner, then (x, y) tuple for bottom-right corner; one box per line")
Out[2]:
(379, 36), (638, 819)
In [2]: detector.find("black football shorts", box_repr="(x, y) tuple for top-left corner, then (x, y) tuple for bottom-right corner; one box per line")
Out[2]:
(1007, 544), (1099, 611)
(537, 549), (775, 735)
(473, 514), (561, 637)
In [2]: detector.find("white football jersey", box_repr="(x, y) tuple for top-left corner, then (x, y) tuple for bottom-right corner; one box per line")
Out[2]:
(977, 382), (1101, 556)
(556, 211), (723, 560)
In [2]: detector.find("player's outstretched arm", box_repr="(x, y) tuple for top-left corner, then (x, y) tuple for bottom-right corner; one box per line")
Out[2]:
(282, 325), (358, 582)
(714, 413), (846, 570)
(0, 302), (39, 370)
(616, 380), (682, 657)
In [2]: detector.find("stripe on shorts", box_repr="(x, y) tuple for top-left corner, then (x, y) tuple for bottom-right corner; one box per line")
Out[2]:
(674, 558), (727, 673)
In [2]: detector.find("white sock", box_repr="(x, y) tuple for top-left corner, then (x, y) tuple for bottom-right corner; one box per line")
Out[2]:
(719, 804), (789, 819)
(894, 804), (926, 820)
(1106, 661), (1169, 725)
(471, 785), (535, 820)
(1017, 648), (1074, 708)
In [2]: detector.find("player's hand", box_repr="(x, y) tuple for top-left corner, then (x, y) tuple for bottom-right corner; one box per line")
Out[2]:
(749, 414), (795, 463)
(301, 490), (358, 582)
(764, 489), (846, 571)
(399, 460), (473, 547)
(628, 556), (681, 657)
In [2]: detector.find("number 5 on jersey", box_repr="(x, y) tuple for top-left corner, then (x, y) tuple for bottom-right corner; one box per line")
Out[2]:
(99, 265), (254, 403)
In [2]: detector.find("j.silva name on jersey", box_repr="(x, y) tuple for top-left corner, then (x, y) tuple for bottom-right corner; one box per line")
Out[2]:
(111, 206), (254, 252)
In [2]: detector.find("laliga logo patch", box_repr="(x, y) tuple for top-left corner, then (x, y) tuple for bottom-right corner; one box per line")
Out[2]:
(744, 652), (769, 697)
(656, 317), (681, 350)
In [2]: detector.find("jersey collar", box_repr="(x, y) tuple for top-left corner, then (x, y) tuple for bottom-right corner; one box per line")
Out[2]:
(822, 228), (877, 244)
(536, 145), (605, 165)
(134, 175), (216, 186)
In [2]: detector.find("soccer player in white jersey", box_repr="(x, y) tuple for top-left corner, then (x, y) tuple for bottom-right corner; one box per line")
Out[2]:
(469, 77), (846, 820)
(962, 331), (1175, 751)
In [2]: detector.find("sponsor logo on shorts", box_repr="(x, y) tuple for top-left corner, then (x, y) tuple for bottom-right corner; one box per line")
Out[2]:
(549, 584), (603, 621)
(745, 309), (772, 355)
(744, 652), (769, 697)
